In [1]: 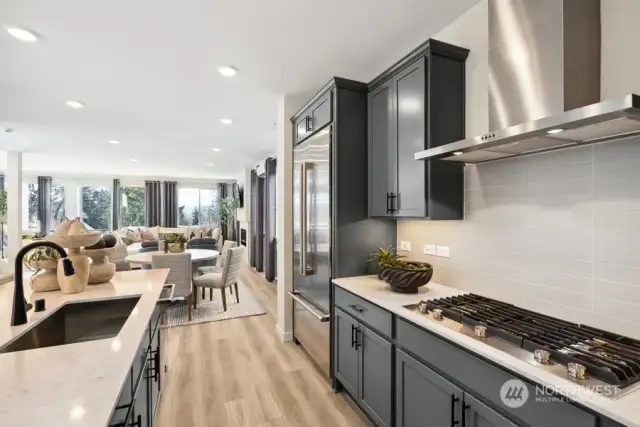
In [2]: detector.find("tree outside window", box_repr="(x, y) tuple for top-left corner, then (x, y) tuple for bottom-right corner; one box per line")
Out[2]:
(51, 185), (66, 226)
(178, 188), (219, 227)
(120, 187), (145, 227)
(27, 184), (38, 229)
(25, 183), (65, 230)
(82, 187), (112, 230)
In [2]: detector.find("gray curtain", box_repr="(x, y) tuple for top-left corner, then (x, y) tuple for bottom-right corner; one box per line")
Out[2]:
(162, 181), (178, 227)
(145, 181), (162, 227)
(0, 175), (4, 191)
(37, 176), (52, 234)
(218, 182), (228, 199)
(112, 179), (121, 230)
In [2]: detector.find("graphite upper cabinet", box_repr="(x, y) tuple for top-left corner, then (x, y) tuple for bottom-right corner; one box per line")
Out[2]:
(334, 308), (393, 427)
(368, 39), (469, 219)
(295, 91), (332, 144)
(396, 349), (463, 427)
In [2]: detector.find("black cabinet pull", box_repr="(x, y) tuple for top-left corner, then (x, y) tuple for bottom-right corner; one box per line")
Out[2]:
(348, 304), (365, 314)
(351, 324), (357, 348)
(130, 415), (142, 427)
(462, 403), (470, 426)
(305, 116), (313, 133)
(451, 395), (460, 426)
(386, 193), (390, 213)
(389, 192), (397, 213)
(355, 328), (362, 349)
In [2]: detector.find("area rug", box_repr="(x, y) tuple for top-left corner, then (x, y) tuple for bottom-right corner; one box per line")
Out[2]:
(161, 280), (266, 328)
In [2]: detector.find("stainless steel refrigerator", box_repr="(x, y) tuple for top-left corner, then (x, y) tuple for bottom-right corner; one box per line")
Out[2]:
(289, 78), (396, 383)
(291, 127), (332, 378)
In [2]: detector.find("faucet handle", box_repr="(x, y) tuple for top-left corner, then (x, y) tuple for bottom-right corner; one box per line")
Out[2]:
(62, 258), (75, 276)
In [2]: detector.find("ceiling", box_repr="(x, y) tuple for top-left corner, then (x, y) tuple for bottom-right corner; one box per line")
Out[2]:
(0, 0), (479, 179)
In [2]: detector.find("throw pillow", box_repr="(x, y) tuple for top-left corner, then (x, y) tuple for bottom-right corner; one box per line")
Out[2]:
(140, 228), (156, 241)
(121, 236), (135, 246)
(125, 229), (141, 243)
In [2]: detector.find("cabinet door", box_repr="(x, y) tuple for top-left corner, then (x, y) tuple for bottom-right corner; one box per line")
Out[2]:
(359, 324), (393, 427)
(295, 115), (310, 143)
(334, 308), (359, 398)
(149, 326), (161, 422)
(464, 394), (518, 427)
(396, 349), (463, 427)
(311, 93), (331, 131)
(133, 356), (150, 427)
(394, 57), (426, 217)
(368, 80), (397, 217)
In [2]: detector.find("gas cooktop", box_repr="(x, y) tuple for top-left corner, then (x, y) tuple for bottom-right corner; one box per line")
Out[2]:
(404, 293), (640, 399)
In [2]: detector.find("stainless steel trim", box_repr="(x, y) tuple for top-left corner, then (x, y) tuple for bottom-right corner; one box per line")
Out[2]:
(288, 291), (329, 322)
(415, 94), (640, 163)
(299, 162), (314, 276)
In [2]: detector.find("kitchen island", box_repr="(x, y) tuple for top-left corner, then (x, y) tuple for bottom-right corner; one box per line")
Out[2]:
(333, 276), (635, 427)
(0, 269), (170, 427)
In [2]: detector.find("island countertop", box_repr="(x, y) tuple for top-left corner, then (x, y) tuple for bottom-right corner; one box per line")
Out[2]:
(0, 269), (170, 427)
(332, 275), (640, 427)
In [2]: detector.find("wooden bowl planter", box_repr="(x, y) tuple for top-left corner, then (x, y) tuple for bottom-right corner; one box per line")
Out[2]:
(84, 247), (116, 284)
(167, 242), (185, 253)
(378, 261), (433, 294)
(29, 260), (60, 292)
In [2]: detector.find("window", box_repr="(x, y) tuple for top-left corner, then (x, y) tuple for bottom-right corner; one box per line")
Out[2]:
(82, 186), (112, 230)
(0, 190), (6, 223)
(178, 188), (219, 227)
(23, 183), (66, 230)
(120, 187), (145, 227)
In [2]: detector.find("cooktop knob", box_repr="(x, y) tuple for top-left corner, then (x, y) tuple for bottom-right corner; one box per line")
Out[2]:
(432, 308), (443, 320)
(533, 349), (551, 364)
(418, 301), (429, 314)
(474, 324), (487, 338)
(568, 363), (587, 380)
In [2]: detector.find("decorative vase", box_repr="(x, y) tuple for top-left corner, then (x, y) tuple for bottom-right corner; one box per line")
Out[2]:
(377, 261), (433, 294)
(47, 232), (100, 294)
(85, 247), (116, 284)
(29, 260), (60, 292)
(167, 242), (185, 253)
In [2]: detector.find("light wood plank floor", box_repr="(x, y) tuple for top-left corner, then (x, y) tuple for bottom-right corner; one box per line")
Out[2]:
(156, 267), (368, 427)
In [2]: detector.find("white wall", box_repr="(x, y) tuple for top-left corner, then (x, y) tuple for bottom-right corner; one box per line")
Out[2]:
(397, 0), (640, 340)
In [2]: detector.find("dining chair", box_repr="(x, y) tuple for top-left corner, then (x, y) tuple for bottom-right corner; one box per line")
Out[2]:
(193, 246), (244, 311)
(197, 240), (237, 300)
(152, 253), (193, 321)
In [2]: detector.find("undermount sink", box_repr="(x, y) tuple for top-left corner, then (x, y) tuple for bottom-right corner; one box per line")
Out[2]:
(0, 296), (141, 354)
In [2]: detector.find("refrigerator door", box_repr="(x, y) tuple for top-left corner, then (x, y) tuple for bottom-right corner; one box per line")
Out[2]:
(293, 127), (331, 311)
(292, 126), (331, 379)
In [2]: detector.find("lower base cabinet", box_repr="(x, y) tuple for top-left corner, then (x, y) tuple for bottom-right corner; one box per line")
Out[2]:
(396, 349), (518, 427)
(334, 308), (392, 427)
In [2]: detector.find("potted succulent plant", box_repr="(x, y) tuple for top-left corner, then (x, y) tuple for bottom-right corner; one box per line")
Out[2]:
(368, 246), (433, 294)
(164, 233), (187, 253)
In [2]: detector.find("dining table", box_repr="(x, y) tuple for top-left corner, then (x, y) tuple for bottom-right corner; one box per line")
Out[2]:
(125, 248), (219, 265)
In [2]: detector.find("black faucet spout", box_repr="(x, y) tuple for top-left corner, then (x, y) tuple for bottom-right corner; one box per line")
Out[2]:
(11, 241), (74, 326)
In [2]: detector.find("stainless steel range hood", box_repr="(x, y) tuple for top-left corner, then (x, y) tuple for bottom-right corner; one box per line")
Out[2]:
(415, 94), (640, 162)
(415, 0), (640, 164)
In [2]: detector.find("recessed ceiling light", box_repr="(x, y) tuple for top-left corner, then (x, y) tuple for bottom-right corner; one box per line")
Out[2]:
(220, 118), (233, 125)
(5, 27), (39, 43)
(130, 158), (138, 162)
(217, 66), (238, 77)
(211, 148), (221, 152)
(453, 151), (464, 156)
(66, 100), (85, 109)
(206, 162), (214, 166)
(109, 140), (121, 145)
(547, 128), (565, 134)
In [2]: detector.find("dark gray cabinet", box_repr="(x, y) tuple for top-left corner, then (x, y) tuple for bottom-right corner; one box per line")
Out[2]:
(334, 308), (393, 427)
(368, 81), (396, 217)
(335, 308), (359, 398)
(464, 394), (518, 427)
(396, 349), (463, 427)
(359, 326), (393, 427)
(294, 91), (332, 144)
(367, 39), (469, 219)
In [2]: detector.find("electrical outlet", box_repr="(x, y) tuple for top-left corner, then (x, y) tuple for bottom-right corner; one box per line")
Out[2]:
(423, 244), (436, 255)
(436, 245), (450, 258)
(400, 241), (412, 251)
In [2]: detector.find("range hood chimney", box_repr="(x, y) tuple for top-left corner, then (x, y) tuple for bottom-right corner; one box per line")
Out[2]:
(416, 0), (640, 163)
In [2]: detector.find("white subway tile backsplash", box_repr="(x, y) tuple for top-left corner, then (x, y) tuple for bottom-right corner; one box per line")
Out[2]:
(399, 136), (640, 338)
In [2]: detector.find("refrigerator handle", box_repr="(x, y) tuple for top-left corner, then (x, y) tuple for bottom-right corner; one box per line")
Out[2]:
(288, 291), (330, 322)
(300, 162), (314, 276)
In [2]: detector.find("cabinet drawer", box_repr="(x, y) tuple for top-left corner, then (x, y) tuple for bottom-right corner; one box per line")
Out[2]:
(396, 319), (597, 427)
(334, 286), (392, 338)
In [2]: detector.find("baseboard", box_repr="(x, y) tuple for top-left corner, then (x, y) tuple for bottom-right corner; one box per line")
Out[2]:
(276, 323), (293, 342)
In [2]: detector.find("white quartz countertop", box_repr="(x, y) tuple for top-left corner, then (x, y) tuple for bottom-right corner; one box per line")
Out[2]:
(333, 276), (640, 427)
(0, 269), (170, 427)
